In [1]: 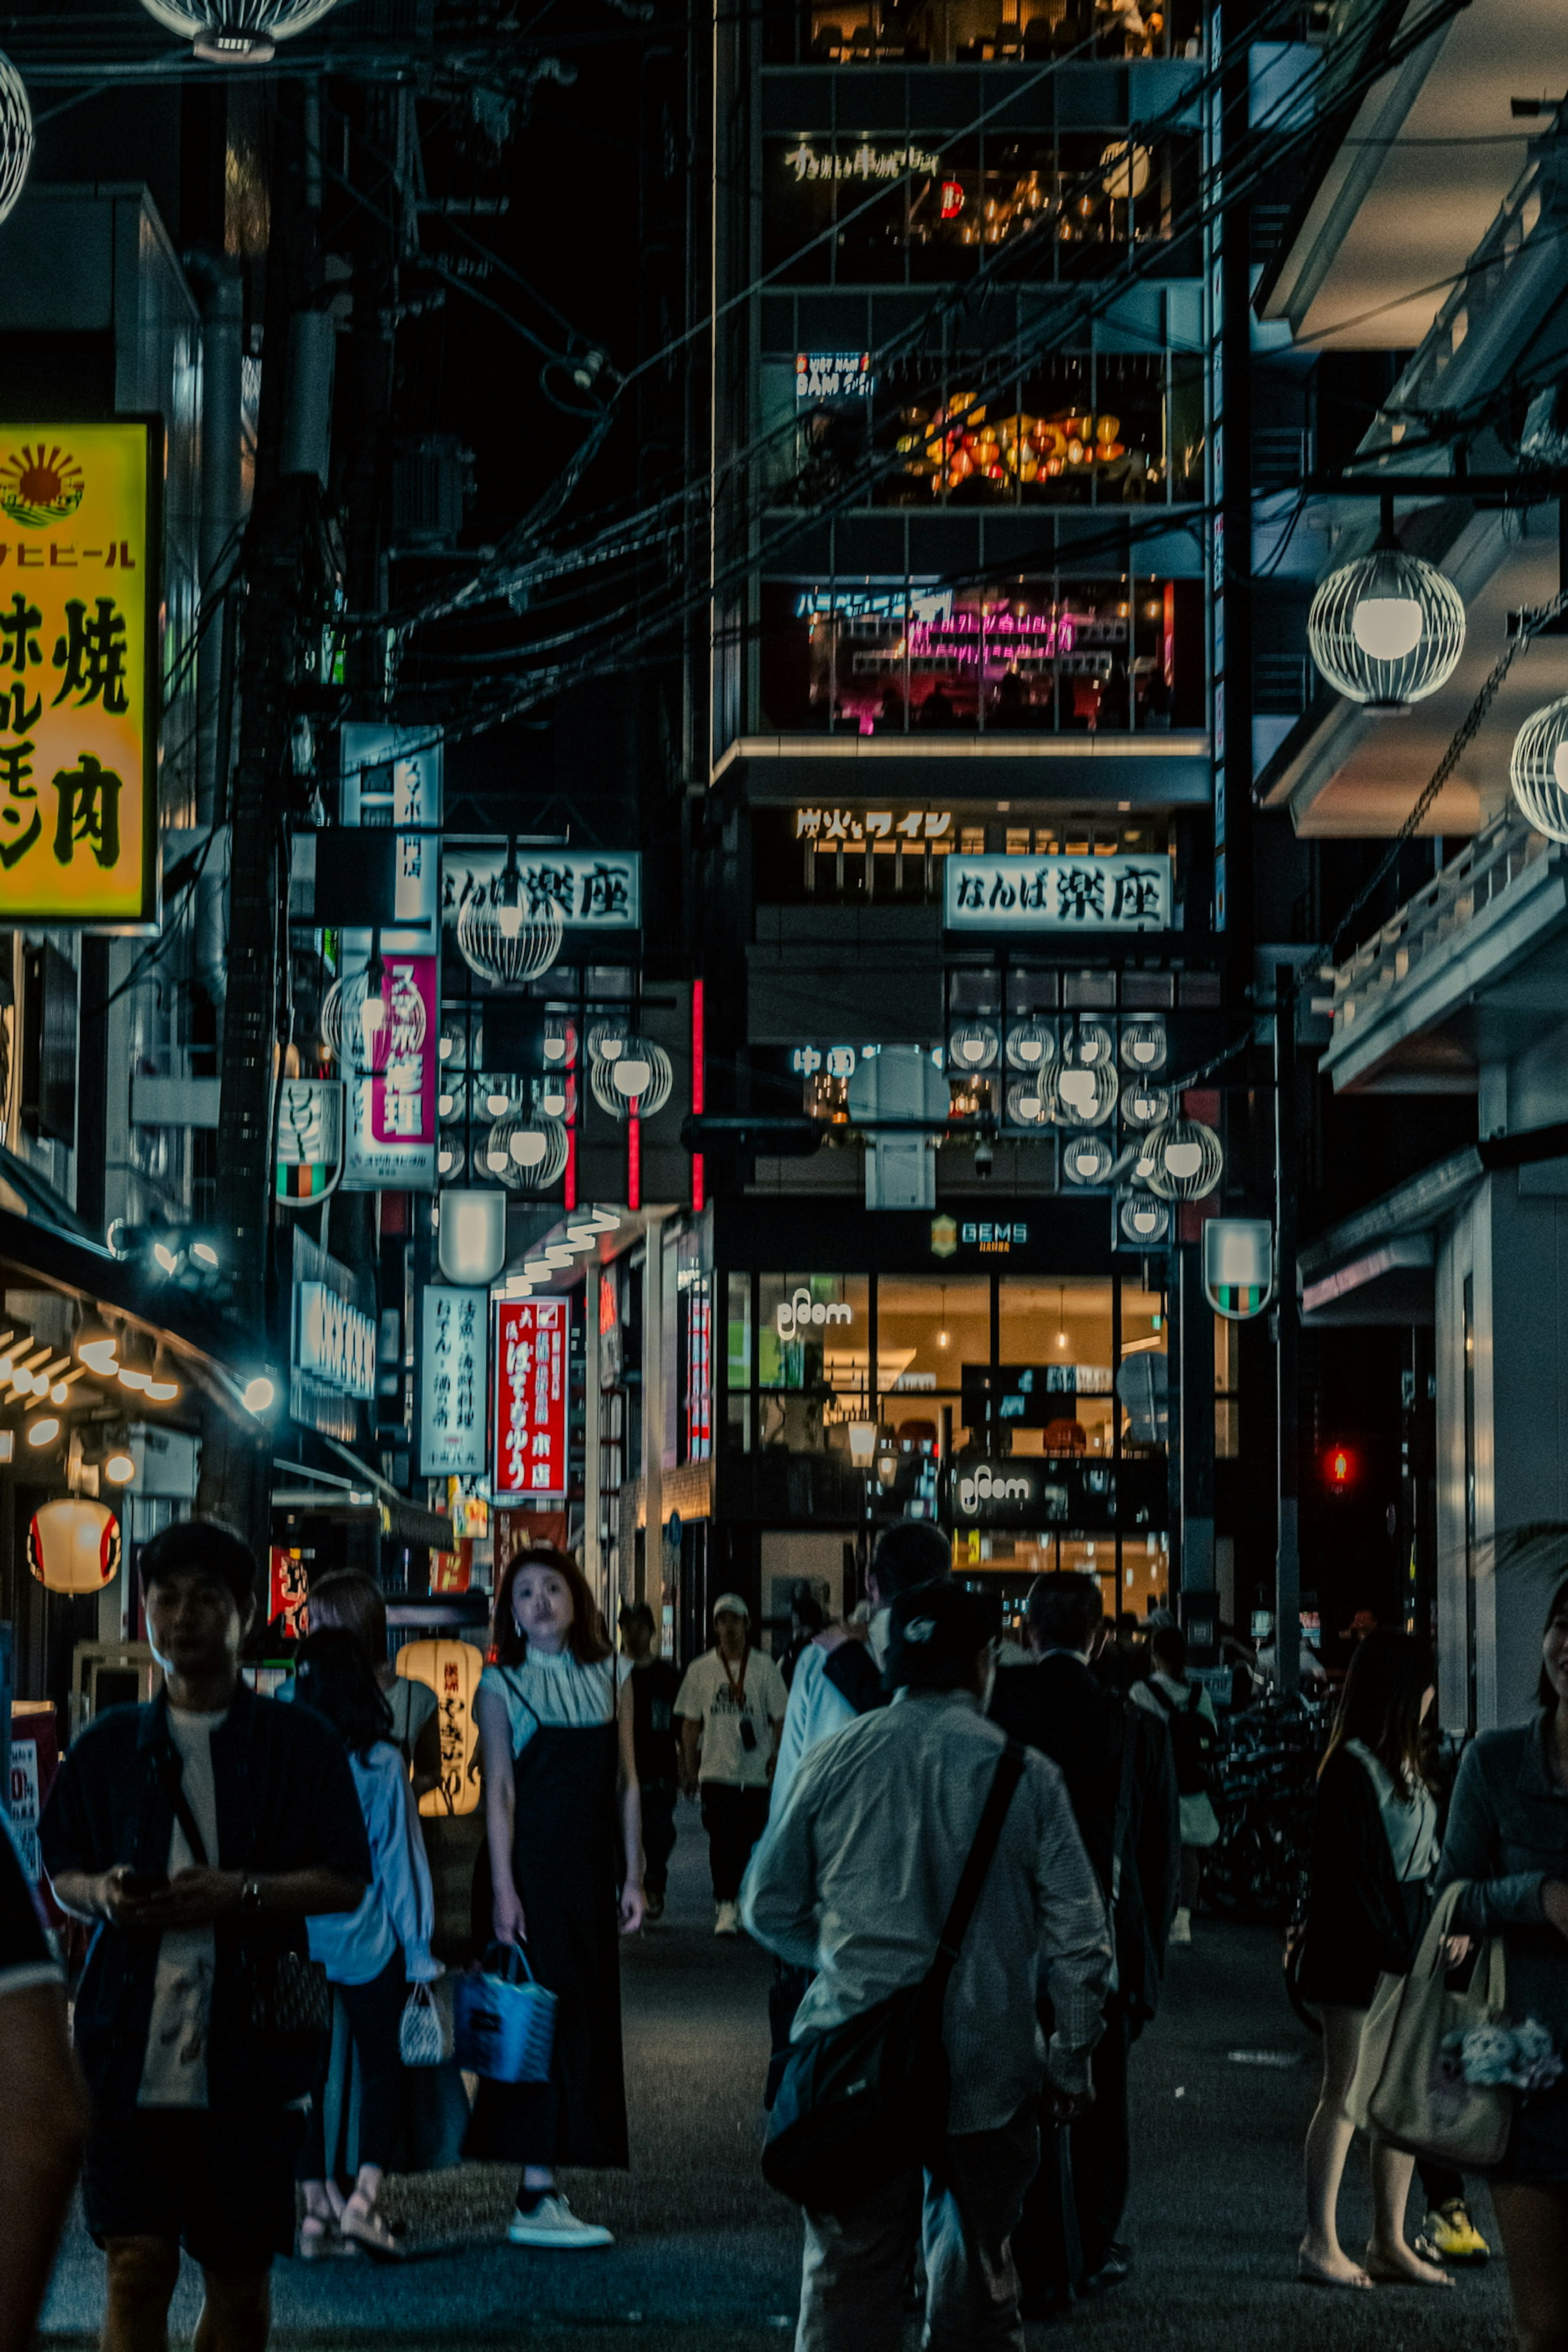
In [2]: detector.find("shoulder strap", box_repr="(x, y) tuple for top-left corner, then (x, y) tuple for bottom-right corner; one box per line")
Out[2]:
(155, 1747), (211, 1869)
(932, 1741), (1027, 1983)
(1147, 1680), (1177, 1718)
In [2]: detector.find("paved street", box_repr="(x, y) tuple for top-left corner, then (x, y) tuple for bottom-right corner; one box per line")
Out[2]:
(42, 1806), (1517, 2351)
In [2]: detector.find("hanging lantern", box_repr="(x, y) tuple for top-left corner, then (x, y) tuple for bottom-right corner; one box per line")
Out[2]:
(436, 1189), (507, 1286)
(28, 1498), (120, 1594)
(587, 1016), (629, 1065)
(438, 1016), (472, 1069)
(454, 865), (562, 988)
(437, 1072), (468, 1125)
(0, 55), (32, 228)
(1007, 1078), (1050, 1127)
(1062, 1016), (1116, 1068)
(437, 1134), (466, 1182)
(395, 1639), (484, 1818)
(1119, 1193), (1171, 1244)
(483, 1111), (569, 1191)
(1120, 1081), (1171, 1130)
(589, 1037), (673, 1120)
(1045, 1057), (1119, 1128)
(1144, 1116), (1223, 1201)
(1004, 1020), (1056, 1073)
(1510, 693), (1568, 843)
(1062, 1132), (1115, 1185)
(1307, 538), (1465, 710)
(947, 1021), (1000, 1072)
(137, 0), (342, 63)
(1203, 1217), (1274, 1319)
(321, 953), (422, 1079)
(1118, 1018), (1168, 1073)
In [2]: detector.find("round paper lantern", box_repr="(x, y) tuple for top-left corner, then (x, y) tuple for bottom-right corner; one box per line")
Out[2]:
(947, 1021), (1000, 1073)
(1144, 1116), (1223, 1201)
(0, 56), (33, 228)
(1004, 1020), (1056, 1073)
(1062, 1131), (1115, 1185)
(396, 1639), (484, 1818)
(589, 1037), (672, 1120)
(1045, 1058), (1119, 1128)
(137, 0), (342, 64)
(454, 876), (562, 987)
(483, 1111), (569, 1191)
(28, 1498), (121, 1593)
(1510, 694), (1568, 843)
(1118, 1018), (1168, 1074)
(1307, 543), (1464, 709)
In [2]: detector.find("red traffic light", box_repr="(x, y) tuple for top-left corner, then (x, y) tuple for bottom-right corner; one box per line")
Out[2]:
(1325, 1444), (1355, 1491)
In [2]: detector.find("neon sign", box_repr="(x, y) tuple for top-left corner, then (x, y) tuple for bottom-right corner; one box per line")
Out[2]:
(775, 1286), (853, 1341)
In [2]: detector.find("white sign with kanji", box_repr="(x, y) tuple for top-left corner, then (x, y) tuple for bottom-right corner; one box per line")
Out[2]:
(493, 1298), (569, 1498)
(944, 853), (1170, 932)
(419, 1286), (488, 1477)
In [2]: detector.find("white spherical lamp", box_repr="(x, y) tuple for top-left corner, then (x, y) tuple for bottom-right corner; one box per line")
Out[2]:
(947, 1021), (1000, 1073)
(1119, 1193), (1171, 1244)
(483, 1112), (569, 1192)
(1510, 694), (1568, 844)
(1062, 1132), (1115, 1185)
(1307, 539), (1465, 710)
(1004, 1020), (1056, 1073)
(454, 873), (562, 987)
(1145, 1116), (1223, 1202)
(590, 1038), (672, 1120)
(137, 0), (342, 62)
(1045, 1058), (1119, 1128)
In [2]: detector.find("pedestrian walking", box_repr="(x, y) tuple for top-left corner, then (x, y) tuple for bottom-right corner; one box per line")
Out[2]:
(1434, 1572), (1568, 2348)
(990, 1572), (1178, 2315)
(771, 1519), (952, 1811)
(469, 1545), (644, 2249)
(618, 1601), (682, 1923)
(40, 1519), (369, 2352)
(307, 1570), (443, 1802)
(1131, 1623), (1218, 1946)
(675, 1593), (786, 1934)
(0, 1809), (87, 2352)
(1295, 1628), (1454, 2289)
(290, 1628), (443, 2259)
(742, 1579), (1113, 2352)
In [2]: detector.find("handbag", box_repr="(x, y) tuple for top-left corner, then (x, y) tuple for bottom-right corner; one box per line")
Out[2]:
(399, 1976), (456, 2068)
(158, 1749), (332, 2041)
(454, 1942), (558, 2083)
(1347, 1880), (1513, 2168)
(761, 1740), (1027, 2217)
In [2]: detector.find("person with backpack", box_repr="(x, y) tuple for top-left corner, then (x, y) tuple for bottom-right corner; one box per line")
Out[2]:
(1132, 1623), (1218, 1946)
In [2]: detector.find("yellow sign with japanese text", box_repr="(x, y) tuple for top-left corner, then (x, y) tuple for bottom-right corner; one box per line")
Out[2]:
(0, 422), (157, 927)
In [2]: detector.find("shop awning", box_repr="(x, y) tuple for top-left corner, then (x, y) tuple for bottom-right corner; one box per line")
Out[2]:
(1296, 1148), (1482, 1324)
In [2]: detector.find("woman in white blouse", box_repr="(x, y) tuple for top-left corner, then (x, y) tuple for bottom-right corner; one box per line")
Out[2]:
(468, 1547), (644, 2251)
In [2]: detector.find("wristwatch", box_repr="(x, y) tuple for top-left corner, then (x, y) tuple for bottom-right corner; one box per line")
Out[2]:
(239, 1877), (265, 1920)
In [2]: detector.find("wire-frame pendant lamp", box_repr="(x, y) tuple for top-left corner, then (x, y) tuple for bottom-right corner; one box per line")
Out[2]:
(0, 56), (32, 226)
(1510, 692), (1568, 843)
(321, 941), (423, 1080)
(1143, 1115), (1223, 1202)
(137, 0), (342, 60)
(454, 840), (563, 987)
(1307, 498), (1465, 711)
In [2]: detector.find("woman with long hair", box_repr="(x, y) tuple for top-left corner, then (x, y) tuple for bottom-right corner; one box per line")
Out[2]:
(468, 1546), (644, 2250)
(292, 1628), (440, 2260)
(1436, 1575), (1568, 2350)
(1296, 1628), (1453, 2289)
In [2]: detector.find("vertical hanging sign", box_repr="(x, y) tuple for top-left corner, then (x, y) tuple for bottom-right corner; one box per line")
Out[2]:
(418, 1285), (487, 1477)
(493, 1297), (569, 1498)
(339, 724), (442, 1191)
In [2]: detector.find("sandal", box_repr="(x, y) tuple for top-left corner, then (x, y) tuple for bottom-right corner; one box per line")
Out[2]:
(339, 2192), (405, 2264)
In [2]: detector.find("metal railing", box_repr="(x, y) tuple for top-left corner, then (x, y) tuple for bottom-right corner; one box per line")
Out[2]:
(1330, 807), (1558, 1037)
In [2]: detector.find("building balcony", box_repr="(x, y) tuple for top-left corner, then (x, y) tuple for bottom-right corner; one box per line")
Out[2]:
(1323, 808), (1568, 1095)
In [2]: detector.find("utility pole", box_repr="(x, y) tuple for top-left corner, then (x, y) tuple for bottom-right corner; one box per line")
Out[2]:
(1273, 968), (1301, 1696)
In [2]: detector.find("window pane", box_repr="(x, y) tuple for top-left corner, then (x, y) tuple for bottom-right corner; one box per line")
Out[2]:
(726, 1272), (751, 1390)
(757, 1274), (871, 1454)
(996, 1277), (1115, 1457)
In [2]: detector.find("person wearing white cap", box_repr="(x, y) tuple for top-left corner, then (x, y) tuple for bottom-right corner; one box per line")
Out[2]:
(675, 1594), (787, 1934)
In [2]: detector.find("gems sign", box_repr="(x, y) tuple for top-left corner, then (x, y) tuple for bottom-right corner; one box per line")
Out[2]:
(0, 423), (156, 927)
(493, 1297), (569, 1498)
(945, 853), (1170, 932)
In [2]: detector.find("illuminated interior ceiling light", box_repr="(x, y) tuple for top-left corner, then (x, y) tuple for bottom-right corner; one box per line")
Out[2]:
(145, 1347), (182, 1404)
(1006, 1079), (1049, 1127)
(1120, 1193), (1171, 1243)
(115, 1327), (155, 1394)
(1045, 1058), (1119, 1128)
(1004, 1020), (1056, 1074)
(454, 859), (562, 987)
(1062, 1132), (1115, 1186)
(1144, 1116), (1224, 1202)
(0, 55), (33, 228)
(1118, 1018), (1168, 1073)
(1120, 1081), (1171, 1131)
(241, 1375), (276, 1414)
(590, 1038), (672, 1120)
(27, 1416), (59, 1446)
(483, 1112), (568, 1192)
(947, 1021), (1000, 1072)
(104, 1444), (136, 1484)
(1307, 530), (1465, 710)
(76, 1311), (118, 1375)
(138, 0), (344, 65)
(1099, 139), (1150, 200)
(49, 1380), (69, 1404)
(1510, 693), (1568, 842)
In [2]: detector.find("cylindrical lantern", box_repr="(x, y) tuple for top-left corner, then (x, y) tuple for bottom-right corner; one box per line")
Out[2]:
(396, 1639), (483, 1818)
(1510, 694), (1568, 844)
(1145, 1116), (1224, 1202)
(28, 1498), (120, 1593)
(1307, 543), (1465, 709)
(436, 1189), (508, 1285)
(1203, 1217), (1275, 1319)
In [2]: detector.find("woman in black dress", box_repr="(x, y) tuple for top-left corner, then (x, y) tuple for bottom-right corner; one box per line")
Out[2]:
(1296, 1631), (1454, 2290)
(468, 1546), (644, 2250)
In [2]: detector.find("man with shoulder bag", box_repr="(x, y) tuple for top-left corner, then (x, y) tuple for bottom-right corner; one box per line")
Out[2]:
(42, 1519), (369, 2352)
(742, 1580), (1113, 2352)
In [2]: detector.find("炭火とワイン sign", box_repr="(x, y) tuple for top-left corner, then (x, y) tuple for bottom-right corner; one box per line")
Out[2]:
(0, 424), (156, 927)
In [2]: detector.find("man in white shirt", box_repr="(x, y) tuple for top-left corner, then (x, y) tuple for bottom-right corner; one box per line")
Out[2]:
(675, 1594), (786, 1934)
(743, 1580), (1113, 2352)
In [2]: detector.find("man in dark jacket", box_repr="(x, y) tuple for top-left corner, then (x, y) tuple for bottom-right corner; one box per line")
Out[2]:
(990, 1571), (1179, 2314)
(42, 1519), (369, 2352)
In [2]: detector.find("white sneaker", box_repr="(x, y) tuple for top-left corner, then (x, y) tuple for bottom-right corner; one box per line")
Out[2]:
(507, 2195), (614, 2250)
(1169, 1906), (1193, 1947)
(715, 1900), (740, 1936)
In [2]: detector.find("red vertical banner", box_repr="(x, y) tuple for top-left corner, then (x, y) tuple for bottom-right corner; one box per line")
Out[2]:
(494, 1297), (569, 1497)
(628, 1111), (641, 1211)
(691, 977), (705, 1212)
